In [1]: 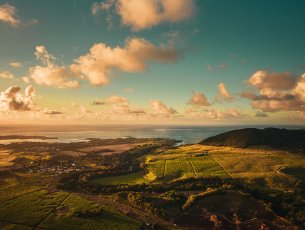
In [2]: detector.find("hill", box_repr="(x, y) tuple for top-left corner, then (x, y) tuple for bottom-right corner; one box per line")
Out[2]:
(200, 128), (305, 151)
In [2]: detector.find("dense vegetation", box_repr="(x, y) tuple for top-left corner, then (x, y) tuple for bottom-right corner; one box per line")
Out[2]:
(200, 128), (305, 151)
(1, 132), (305, 229)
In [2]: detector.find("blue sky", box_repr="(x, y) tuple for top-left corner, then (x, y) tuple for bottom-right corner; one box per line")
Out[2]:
(0, 0), (305, 124)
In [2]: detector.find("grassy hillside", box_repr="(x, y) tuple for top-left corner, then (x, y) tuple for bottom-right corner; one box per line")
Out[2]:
(200, 128), (305, 151)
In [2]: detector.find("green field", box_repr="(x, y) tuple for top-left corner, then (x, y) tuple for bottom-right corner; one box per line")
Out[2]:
(147, 155), (228, 181)
(90, 144), (305, 190)
(40, 194), (141, 230)
(0, 184), (141, 230)
(91, 172), (148, 185)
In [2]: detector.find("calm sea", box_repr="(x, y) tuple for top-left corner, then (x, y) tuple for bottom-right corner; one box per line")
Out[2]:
(0, 125), (304, 145)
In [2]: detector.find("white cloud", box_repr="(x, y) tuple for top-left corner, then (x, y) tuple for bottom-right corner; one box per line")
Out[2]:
(0, 71), (14, 79)
(9, 62), (22, 68)
(92, 0), (195, 31)
(216, 82), (234, 102)
(186, 107), (247, 120)
(242, 70), (305, 112)
(71, 37), (180, 86)
(0, 3), (38, 27)
(29, 46), (80, 88)
(150, 100), (178, 116)
(0, 4), (20, 26)
(93, 95), (129, 105)
(187, 91), (211, 106)
(0, 85), (36, 111)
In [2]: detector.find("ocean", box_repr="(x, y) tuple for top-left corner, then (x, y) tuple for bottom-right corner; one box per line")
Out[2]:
(0, 124), (304, 145)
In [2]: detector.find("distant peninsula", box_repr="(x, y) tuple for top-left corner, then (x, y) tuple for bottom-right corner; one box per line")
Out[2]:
(200, 128), (305, 151)
(0, 135), (57, 140)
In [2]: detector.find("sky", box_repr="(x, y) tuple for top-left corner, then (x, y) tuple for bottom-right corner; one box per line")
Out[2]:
(0, 0), (305, 125)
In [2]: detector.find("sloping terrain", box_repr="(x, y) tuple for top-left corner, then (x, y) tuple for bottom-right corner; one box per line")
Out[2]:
(200, 128), (305, 151)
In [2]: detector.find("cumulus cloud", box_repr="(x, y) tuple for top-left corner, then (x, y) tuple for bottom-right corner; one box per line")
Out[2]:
(186, 107), (247, 120)
(93, 95), (129, 105)
(9, 62), (22, 68)
(71, 37), (180, 86)
(92, 0), (195, 31)
(0, 4), (20, 26)
(242, 70), (305, 112)
(0, 71), (14, 79)
(216, 83), (234, 102)
(187, 91), (211, 106)
(0, 3), (38, 27)
(151, 100), (178, 116)
(248, 70), (296, 96)
(0, 85), (36, 111)
(28, 46), (80, 88)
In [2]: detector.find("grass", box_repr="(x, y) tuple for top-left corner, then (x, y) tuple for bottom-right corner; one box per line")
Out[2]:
(144, 144), (305, 190)
(91, 172), (148, 185)
(0, 184), (141, 230)
(40, 194), (141, 230)
(90, 144), (305, 190)
(146, 155), (228, 181)
(0, 184), (42, 203)
(164, 159), (196, 180)
(147, 160), (165, 178)
(0, 221), (32, 230)
(191, 156), (228, 177)
(0, 190), (68, 226)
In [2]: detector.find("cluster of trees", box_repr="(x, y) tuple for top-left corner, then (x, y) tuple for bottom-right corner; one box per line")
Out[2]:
(182, 188), (225, 210)
(246, 186), (305, 228)
(60, 175), (242, 194)
(127, 192), (168, 219)
(201, 128), (305, 151)
(74, 205), (103, 218)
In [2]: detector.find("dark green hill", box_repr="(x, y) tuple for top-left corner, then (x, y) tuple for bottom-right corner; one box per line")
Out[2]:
(200, 128), (305, 151)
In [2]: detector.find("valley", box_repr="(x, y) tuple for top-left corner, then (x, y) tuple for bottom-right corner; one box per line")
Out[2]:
(0, 130), (304, 229)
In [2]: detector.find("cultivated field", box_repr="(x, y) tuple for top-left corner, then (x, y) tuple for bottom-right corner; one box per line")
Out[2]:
(90, 143), (305, 190)
(1, 137), (304, 229)
(91, 172), (148, 185)
(0, 181), (141, 230)
(146, 155), (227, 181)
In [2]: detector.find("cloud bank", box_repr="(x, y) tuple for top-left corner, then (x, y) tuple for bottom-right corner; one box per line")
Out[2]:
(0, 85), (36, 111)
(92, 0), (195, 31)
(70, 37), (181, 86)
(242, 70), (305, 112)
